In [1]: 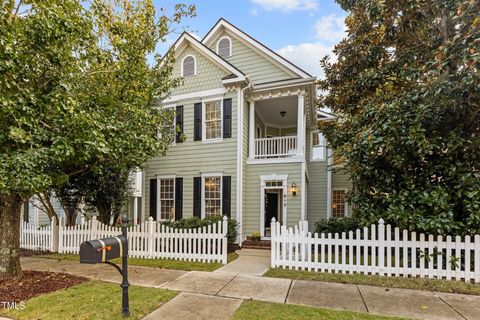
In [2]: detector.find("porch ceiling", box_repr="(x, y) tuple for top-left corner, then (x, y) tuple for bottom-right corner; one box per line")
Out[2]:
(256, 96), (297, 127)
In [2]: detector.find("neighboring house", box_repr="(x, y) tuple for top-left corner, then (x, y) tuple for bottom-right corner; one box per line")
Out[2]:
(131, 18), (352, 243)
(22, 194), (84, 226)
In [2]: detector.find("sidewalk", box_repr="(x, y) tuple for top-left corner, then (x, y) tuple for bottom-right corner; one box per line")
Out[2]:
(21, 256), (480, 320)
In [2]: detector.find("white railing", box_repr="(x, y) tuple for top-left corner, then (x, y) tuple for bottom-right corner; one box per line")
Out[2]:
(20, 218), (58, 252)
(255, 136), (297, 158)
(271, 218), (480, 283)
(21, 216), (228, 264)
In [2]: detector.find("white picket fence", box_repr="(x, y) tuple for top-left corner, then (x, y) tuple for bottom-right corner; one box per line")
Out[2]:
(271, 218), (480, 283)
(21, 216), (228, 264)
(20, 219), (58, 252)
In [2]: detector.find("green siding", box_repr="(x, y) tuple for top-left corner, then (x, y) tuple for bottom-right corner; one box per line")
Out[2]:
(243, 162), (302, 237)
(305, 128), (328, 227)
(207, 30), (296, 85)
(171, 45), (229, 96)
(144, 91), (238, 219)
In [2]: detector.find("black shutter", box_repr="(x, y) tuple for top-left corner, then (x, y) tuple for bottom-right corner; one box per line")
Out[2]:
(175, 106), (184, 143)
(222, 176), (231, 218)
(193, 177), (202, 218)
(149, 179), (157, 220)
(175, 178), (183, 220)
(223, 98), (232, 138)
(194, 102), (202, 141)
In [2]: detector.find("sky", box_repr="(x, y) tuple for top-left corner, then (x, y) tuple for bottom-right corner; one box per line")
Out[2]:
(154, 0), (348, 78)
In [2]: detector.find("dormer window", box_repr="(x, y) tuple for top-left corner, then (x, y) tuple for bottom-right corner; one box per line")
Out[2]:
(181, 55), (196, 77)
(217, 37), (232, 58)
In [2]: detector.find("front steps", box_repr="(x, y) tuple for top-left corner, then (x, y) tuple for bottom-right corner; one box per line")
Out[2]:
(241, 238), (271, 249)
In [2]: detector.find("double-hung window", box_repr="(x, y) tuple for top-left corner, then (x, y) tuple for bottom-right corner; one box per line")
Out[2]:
(332, 189), (347, 218)
(311, 131), (326, 161)
(203, 99), (222, 141)
(203, 176), (222, 216)
(159, 178), (175, 220)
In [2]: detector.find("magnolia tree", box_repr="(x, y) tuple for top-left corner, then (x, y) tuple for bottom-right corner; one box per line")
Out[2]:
(320, 0), (480, 235)
(0, 0), (195, 279)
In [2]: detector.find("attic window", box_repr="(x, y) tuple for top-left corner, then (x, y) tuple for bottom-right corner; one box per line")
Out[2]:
(182, 55), (196, 77)
(217, 37), (232, 58)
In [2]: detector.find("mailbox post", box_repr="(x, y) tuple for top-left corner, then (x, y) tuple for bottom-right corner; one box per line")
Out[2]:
(120, 216), (130, 317)
(80, 214), (130, 318)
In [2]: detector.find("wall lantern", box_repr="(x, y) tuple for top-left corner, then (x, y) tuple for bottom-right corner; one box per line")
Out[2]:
(291, 181), (298, 196)
(280, 111), (286, 118)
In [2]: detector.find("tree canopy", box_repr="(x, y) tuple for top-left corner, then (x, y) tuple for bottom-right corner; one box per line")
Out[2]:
(0, 0), (194, 279)
(320, 0), (480, 235)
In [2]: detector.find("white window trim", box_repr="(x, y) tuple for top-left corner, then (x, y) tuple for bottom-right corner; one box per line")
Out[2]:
(332, 188), (348, 218)
(201, 172), (223, 219)
(181, 54), (196, 77)
(259, 174), (288, 239)
(202, 96), (223, 143)
(157, 175), (176, 222)
(310, 130), (326, 162)
(216, 36), (232, 57)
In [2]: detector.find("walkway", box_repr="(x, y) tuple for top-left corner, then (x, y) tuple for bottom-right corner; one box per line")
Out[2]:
(20, 256), (480, 320)
(214, 248), (270, 275)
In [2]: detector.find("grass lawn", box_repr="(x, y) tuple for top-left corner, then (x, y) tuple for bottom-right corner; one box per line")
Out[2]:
(37, 252), (239, 272)
(265, 268), (480, 295)
(0, 280), (176, 320)
(232, 300), (408, 320)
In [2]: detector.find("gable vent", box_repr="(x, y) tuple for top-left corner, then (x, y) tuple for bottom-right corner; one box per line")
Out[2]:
(217, 37), (231, 58)
(182, 55), (196, 77)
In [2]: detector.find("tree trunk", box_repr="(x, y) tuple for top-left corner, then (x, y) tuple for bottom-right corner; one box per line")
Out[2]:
(65, 207), (78, 226)
(96, 201), (111, 225)
(0, 193), (22, 279)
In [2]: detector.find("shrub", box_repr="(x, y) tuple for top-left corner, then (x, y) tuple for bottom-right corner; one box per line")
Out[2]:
(314, 216), (361, 235)
(161, 216), (238, 244)
(251, 231), (261, 241)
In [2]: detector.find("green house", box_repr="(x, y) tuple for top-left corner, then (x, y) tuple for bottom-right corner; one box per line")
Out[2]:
(129, 19), (352, 243)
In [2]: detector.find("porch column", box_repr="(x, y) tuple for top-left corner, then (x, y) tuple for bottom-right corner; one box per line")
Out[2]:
(297, 93), (305, 157)
(133, 197), (138, 225)
(249, 100), (255, 159)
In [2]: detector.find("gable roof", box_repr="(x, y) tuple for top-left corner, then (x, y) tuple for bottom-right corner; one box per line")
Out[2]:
(202, 18), (312, 79)
(172, 32), (246, 82)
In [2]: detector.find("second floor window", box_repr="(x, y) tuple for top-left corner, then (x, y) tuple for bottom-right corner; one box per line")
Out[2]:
(204, 100), (222, 140)
(159, 178), (175, 220)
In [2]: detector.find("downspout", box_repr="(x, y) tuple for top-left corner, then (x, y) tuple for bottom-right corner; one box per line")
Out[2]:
(237, 78), (251, 245)
(326, 147), (333, 219)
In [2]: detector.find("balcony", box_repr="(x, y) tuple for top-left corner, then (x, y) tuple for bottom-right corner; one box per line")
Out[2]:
(254, 136), (297, 159)
(248, 94), (305, 162)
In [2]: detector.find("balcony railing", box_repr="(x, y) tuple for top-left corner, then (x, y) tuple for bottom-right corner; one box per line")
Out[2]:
(255, 136), (297, 158)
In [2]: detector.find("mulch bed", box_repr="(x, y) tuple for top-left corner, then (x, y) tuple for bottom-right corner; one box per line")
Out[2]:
(0, 271), (87, 302)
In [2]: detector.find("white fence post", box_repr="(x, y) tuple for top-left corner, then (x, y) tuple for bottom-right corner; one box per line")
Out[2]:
(147, 217), (154, 258)
(378, 219), (385, 276)
(51, 216), (58, 252)
(222, 216), (228, 264)
(271, 217), (277, 268)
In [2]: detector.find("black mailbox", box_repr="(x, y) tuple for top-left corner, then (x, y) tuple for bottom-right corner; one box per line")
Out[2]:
(80, 235), (127, 264)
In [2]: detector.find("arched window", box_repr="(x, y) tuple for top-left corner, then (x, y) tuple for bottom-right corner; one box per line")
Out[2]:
(182, 55), (196, 77)
(217, 37), (232, 58)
